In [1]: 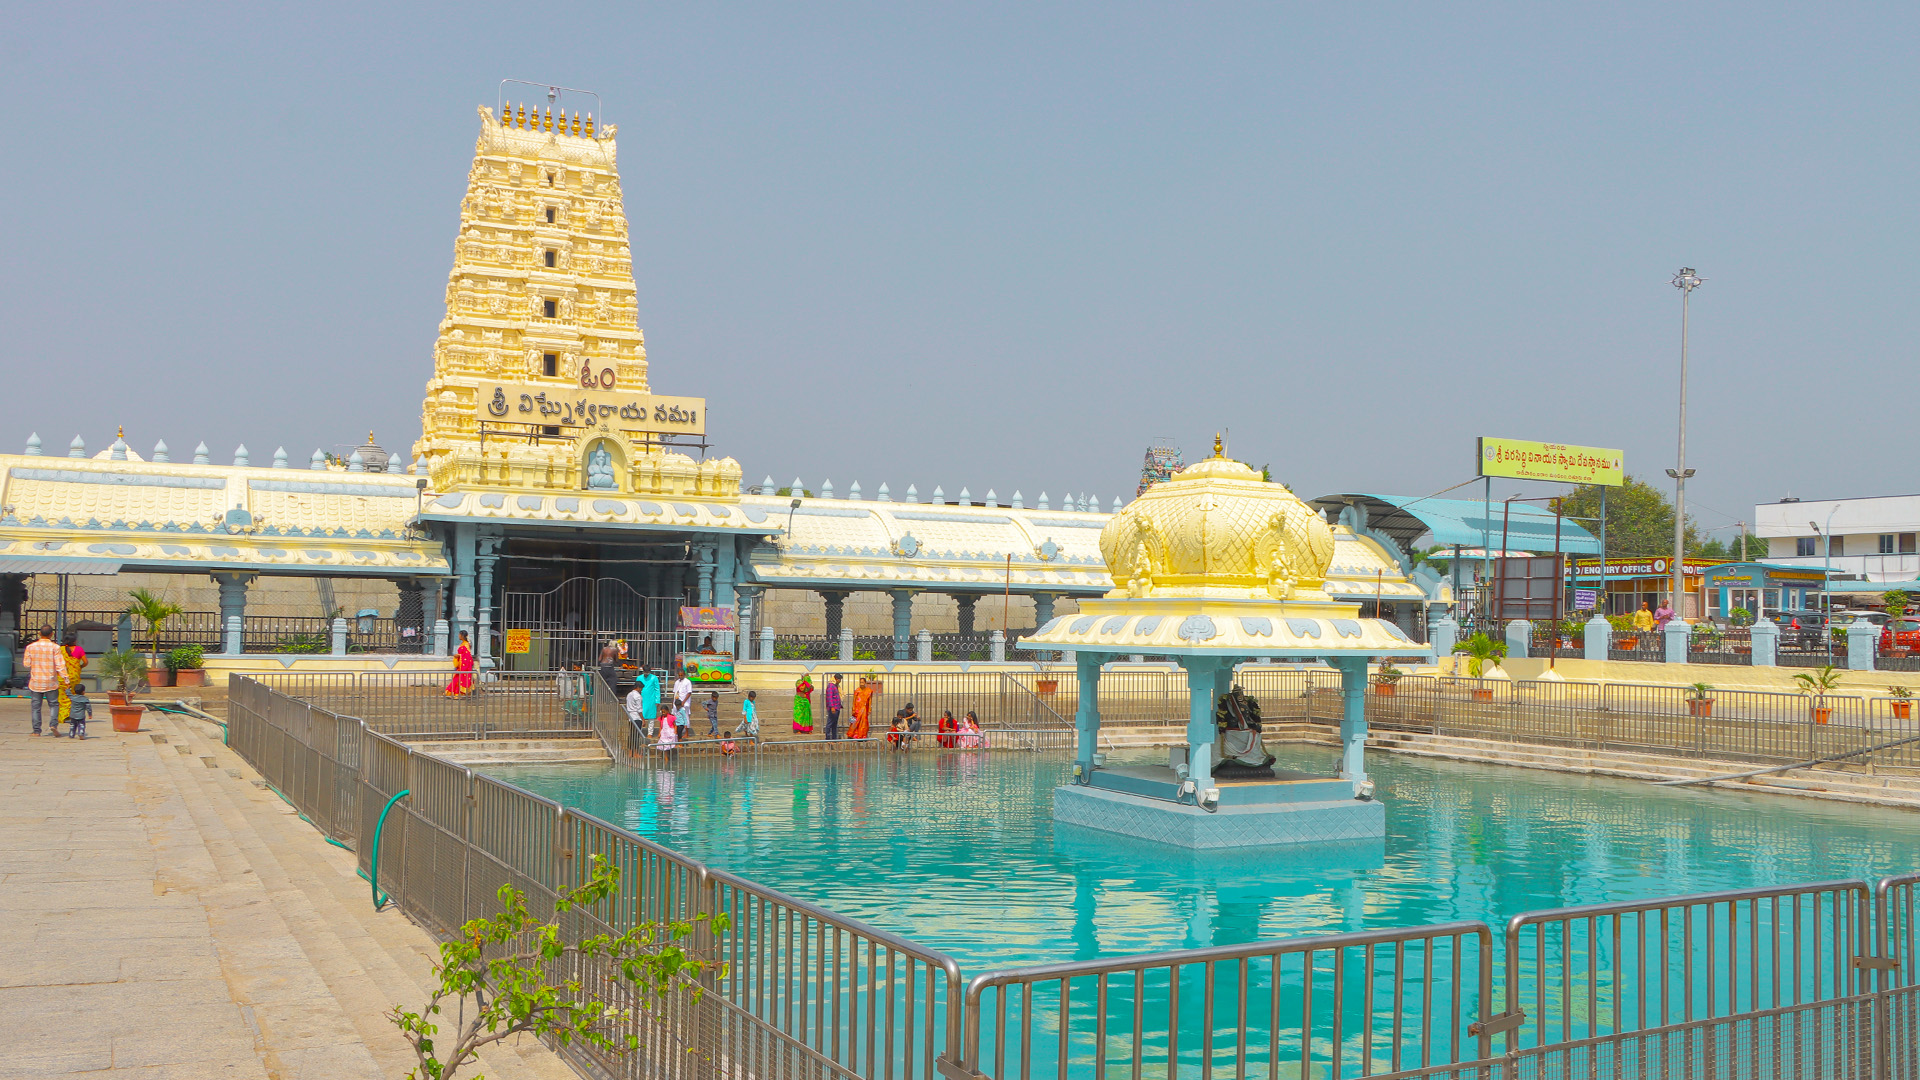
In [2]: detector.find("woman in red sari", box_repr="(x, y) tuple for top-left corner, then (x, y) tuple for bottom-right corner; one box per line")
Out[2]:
(936, 709), (958, 748)
(444, 630), (475, 697)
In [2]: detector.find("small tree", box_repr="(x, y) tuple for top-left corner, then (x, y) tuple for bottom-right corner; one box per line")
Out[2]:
(1453, 632), (1507, 678)
(1792, 665), (1844, 710)
(1373, 660), (1404, 687)
(391, 855), (729, 1080)
(1728, 606), (1754, 627)
(125, 588), (183, 659)
(1686, 682), (1713, 702)
(98, 649), (149, 696)
(1884, 590), (1911, 618)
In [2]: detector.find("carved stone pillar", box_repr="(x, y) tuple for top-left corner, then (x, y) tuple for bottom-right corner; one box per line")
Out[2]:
(212, 572), (255, 654)
(890, 589), (915, 661)
(820, 591), (848, 639)
(955, 594), (977, 637)
(476, 538), (501, 668)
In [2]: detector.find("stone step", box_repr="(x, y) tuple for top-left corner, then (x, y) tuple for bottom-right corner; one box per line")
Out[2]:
(145, 717), (391, 1078)
(153, 717), (576, 1079)
(1365, 729), (1920, 810)
(432, 749), (612, 767)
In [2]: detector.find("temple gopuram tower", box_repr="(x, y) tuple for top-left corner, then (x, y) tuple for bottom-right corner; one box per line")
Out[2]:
(414, 100), (738, 498)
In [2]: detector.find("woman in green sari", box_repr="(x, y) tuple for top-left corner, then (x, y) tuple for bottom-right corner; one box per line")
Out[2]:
(792, 674), (815, 734)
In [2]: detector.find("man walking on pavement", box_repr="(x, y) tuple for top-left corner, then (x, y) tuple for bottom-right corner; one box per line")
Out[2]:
(24, 625), (61, 736)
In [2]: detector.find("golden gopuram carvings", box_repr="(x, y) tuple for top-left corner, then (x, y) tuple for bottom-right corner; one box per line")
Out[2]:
(415, 103), (741, 499)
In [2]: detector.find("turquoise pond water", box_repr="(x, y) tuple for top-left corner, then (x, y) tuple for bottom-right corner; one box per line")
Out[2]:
(486, 747), (1920, 976)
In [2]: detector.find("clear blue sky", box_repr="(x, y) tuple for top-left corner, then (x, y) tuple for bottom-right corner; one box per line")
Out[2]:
(3, 4), (1913, 537)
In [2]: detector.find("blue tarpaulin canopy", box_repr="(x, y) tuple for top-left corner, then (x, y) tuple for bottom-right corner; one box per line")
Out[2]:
(1308, 493), (1602, 556)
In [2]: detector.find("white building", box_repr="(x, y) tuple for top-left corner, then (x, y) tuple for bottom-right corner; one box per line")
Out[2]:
(1753, 494), (1920, 590)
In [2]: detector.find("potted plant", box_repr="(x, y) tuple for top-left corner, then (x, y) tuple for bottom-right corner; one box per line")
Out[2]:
(167, 644), (207, 687)
(1373, 660), (1403, 696)
(1792, 665), (1843, 725)
(1686, 682), (1714, 717)
(1729, 606), (1755, 628)
(1609, 614), (1638, 650)
(126, 588), (183, 688)
(1889, 685), (1912, 720)
(97, 649), (149, 730)
(1453, 633), (1507, 700)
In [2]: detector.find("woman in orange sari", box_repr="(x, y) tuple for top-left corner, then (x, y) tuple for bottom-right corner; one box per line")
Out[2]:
(444, 630), (475, 697)
(846, 676), (873, 739)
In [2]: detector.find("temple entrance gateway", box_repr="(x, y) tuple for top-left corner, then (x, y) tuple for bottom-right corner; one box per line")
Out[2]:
(500, 576), (681, 674)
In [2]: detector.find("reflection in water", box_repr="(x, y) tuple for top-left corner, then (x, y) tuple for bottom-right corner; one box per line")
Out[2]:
(491, 746), (1920, 974)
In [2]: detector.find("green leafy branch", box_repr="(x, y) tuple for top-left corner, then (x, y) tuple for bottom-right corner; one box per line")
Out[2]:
(390, 855), (730, 1080)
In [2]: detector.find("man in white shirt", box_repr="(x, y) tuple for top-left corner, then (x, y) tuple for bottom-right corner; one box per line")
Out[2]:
(672, 671), (694, 739)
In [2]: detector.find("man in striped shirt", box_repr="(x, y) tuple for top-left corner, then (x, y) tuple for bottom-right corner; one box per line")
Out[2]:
(23, 625), (61, 736)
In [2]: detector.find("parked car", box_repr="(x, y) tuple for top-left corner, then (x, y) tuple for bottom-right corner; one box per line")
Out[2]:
(1881, 619), (1920, 654)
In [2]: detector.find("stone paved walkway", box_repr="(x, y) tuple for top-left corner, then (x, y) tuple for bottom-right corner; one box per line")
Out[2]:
(0, 696), (578, 1079)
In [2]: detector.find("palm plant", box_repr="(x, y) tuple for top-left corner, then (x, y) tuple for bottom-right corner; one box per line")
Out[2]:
(1452, 632), (1507, 678)
(98, 648), (149, 697)
(1792, 664), (1844, 719)
(125, 588), (183, 659)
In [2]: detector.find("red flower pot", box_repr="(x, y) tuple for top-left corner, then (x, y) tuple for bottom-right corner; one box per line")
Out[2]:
(110, 704), (144, 732)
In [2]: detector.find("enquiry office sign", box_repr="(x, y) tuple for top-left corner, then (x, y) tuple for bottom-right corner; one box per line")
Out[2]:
(1479, 437), (1624, 487)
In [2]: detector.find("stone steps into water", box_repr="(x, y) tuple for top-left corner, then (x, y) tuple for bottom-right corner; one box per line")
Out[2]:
(149, 715), (577, 1079)
(405, 735), (610, 767)
(1366, 729), (1920, 810)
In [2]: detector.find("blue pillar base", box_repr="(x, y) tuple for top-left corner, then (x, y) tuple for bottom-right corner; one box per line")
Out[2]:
(1054, 785), (1384, 850)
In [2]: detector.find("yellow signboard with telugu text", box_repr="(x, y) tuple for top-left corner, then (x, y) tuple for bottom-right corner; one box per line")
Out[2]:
(477, 381), (706, 437)
(1478, 437), (1624, 487)
(504, 628), (532, 654)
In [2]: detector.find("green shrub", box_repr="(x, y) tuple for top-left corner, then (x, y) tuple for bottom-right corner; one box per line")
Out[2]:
(165, 644), (204, 672)
(274, 634), (328, 654)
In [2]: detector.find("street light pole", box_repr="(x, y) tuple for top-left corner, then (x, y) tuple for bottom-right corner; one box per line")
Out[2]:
(1667, 268), (1703, 621)
(1812, 508), (1839, 662)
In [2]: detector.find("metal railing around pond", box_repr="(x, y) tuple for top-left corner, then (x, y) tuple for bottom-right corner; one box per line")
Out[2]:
(227, 675), (1920, 1080)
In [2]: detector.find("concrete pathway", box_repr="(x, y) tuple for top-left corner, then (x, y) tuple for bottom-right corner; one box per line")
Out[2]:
(0, 697), (578, 1079)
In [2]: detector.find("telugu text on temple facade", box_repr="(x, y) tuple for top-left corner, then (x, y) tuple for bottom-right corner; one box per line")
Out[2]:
(477, 381), (706, 436)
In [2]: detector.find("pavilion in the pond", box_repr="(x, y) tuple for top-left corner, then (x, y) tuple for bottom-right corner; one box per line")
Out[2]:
(1021, 443), (1432, 849)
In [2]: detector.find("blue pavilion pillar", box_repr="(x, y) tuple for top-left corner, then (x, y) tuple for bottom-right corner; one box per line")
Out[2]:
(1073, 651), (1113, 773)
(1176, 655), (1228, 789)
(1331, 656), (1370, 788)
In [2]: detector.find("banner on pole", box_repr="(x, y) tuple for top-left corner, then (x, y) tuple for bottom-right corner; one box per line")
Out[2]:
(1479, 437), (1624, 486)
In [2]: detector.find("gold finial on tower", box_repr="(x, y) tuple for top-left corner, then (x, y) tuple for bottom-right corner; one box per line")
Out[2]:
(1213, 433), (1224, 458)
(543, 107), (553, 132)
(558, 108), (566, 134)
(368, 430), (375, 443)
(117, 425), (124, 438)
(571, 111), (581, 136)
(516, 102), (526, 127)
(584, 112), (594, 137)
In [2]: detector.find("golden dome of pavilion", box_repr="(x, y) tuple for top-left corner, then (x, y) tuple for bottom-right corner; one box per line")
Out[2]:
(1099, 446), (1334, 601)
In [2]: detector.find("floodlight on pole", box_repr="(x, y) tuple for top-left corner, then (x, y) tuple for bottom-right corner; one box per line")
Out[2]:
(1669, 267), (1704, 620)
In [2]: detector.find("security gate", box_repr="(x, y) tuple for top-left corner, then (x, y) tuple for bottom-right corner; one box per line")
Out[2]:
(501, 576), (683, 673)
